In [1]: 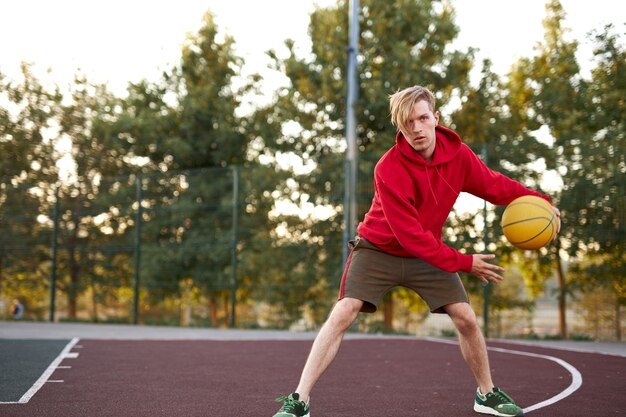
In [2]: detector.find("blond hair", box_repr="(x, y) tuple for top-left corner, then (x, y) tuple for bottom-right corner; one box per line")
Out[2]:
(389, 86), (436, 135)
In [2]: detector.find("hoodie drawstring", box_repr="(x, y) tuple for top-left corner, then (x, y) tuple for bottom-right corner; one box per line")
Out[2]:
(425, 167), (439, 206)
(434, 166), (459, 196)
(425, 165), (460, 206)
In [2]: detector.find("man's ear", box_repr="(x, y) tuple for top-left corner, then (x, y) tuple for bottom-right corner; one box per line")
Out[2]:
(434, 111), (440, 124)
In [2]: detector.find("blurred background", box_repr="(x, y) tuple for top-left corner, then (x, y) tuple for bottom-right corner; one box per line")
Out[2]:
(0, 0), (624, 341)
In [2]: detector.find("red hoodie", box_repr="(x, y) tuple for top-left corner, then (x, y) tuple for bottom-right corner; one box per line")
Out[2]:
(357, 125), (551, 273)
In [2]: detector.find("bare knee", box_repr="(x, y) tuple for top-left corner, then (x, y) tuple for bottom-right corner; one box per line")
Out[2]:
(326, 298), (362, 332)
(446, 303), (480, 335)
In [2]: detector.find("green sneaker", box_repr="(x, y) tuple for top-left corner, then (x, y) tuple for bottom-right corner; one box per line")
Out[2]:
(273, 393), (310, 417)
(474, 387), (524, 417)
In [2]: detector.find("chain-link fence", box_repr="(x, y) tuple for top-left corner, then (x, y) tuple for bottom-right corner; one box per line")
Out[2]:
(0, 164), (624, 341)
(0, 165), (347, 329)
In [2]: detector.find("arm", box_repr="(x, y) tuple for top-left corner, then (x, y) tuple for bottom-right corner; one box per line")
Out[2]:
(461, 144), (551, 205)
(376, 178), (474, 273)
(460, 145), (561, 280)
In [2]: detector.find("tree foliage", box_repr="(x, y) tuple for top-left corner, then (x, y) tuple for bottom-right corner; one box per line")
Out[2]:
(0, 65), (61, 318)
(562, 24), (626, 310)
(259, 0), (475, 326)
(0, 1), (623, 338)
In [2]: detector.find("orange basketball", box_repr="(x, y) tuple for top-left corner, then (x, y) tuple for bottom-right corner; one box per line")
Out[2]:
(501, 195), (558, 249)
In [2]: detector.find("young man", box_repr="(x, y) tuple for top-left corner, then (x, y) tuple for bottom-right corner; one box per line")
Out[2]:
(272, 86), (558, 417)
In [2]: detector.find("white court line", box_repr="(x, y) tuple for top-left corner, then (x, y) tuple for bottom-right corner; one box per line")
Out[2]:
(422, 337), (583, 414)
(0, 337), (80, 405)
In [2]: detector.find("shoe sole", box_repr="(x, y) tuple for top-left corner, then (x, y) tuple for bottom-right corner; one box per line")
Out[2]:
(474, 402), (524, 417)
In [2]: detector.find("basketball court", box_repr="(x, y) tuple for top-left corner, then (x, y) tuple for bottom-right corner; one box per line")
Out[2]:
(1, 321), (625, 416)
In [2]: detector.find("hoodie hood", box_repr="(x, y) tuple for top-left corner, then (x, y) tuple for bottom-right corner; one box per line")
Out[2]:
(396, 124), (463, 166)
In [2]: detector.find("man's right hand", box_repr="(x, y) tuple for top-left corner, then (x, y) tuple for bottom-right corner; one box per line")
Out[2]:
(471, 254), (505, 284)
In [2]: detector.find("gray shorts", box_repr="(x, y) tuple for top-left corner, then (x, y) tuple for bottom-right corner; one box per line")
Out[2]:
(338, 237), (469, 314)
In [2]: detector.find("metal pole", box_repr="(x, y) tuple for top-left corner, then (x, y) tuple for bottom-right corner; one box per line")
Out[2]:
(49, 186), (60, 322)
(343, 0), (359, 261)
(482, 145), (491, 338)
(133, 176), (142, 324)
(230, 166), (239, 328)
(342, 159), (352, 267)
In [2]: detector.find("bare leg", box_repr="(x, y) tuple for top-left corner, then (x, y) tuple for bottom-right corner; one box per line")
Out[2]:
(294, 297), (363, 402)
(445, 302), (494, 394)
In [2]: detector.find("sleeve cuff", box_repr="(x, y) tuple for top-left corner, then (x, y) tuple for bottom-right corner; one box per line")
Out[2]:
(460, 254), (473, 273)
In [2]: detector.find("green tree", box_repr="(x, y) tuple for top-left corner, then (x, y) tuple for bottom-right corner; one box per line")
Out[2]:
(260, 0), (475, 329)
(111, 12), (261, 326)
(0, 64), (61, 318)
(508, 0), (585, 337)
(561, 25), (626, 340)
(55, 76), (138, 320)
(449, 60), (552, 315)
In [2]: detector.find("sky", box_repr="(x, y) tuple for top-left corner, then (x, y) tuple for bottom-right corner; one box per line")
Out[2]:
(1, 0), (624, 98)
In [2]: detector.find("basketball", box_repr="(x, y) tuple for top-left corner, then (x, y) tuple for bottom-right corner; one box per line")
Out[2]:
(501, 195), (558, 249)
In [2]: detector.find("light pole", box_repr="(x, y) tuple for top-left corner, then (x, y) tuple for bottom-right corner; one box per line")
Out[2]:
(343, 0), (359, 265)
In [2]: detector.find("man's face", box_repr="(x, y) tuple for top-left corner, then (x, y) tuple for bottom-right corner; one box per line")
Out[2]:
(402, 100), (439, 161)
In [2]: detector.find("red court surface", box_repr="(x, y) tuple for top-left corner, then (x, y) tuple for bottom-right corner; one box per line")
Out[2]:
(1, 336), (625, 417)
